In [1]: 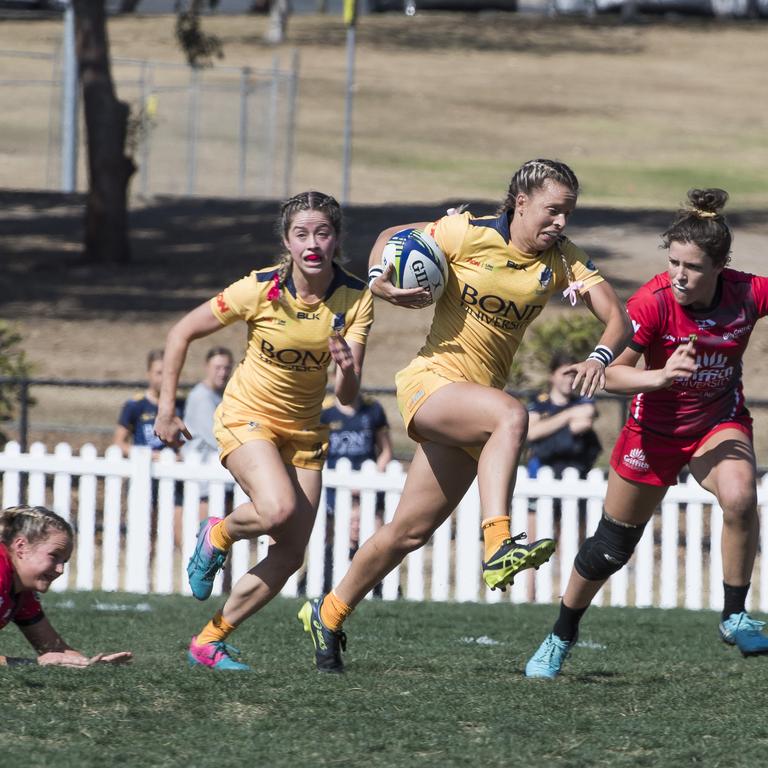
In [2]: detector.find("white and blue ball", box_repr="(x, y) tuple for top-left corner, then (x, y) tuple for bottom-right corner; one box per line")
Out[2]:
(380, 228), (448, 306)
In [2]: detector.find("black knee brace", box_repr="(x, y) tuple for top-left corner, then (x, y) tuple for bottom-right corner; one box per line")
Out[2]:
(574, 516), (647, 582)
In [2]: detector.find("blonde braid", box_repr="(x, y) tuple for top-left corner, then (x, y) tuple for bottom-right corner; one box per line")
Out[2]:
(0, 505), (72, 548)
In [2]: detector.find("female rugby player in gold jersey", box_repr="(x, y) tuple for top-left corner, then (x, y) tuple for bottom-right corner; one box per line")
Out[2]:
(154, 191), (373, 670)
(299, 159), (631, 673)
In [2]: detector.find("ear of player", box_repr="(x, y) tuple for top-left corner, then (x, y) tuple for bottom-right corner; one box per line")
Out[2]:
(380, 228), (448, 306)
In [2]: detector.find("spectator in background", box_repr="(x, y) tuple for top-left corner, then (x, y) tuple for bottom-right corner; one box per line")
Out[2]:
(524, 351), (602, 601)
(113, 349), (183, 458)
(526, 351), (602, 479)
(181, 347), (234, 519)
(320, 394), (393, 593)
(113, 349), (184, 546)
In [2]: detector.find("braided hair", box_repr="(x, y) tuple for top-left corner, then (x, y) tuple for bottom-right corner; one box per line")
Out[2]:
(0, 505), (73, 548)
(662, 188), (732, 268)
(272, 191), (344, 296)
(497, 159), (580, 215)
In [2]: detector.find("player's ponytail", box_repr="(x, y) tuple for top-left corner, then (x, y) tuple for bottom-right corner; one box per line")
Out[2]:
(0, 505), (73, 547)
(662, 188), (732, 268)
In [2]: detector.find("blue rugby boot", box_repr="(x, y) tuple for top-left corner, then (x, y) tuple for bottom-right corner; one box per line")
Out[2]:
(719, 612), (768, 656)
(482, 532), (556, 591)
(298, 597), (347, 673)
(188, 636), (250, 671)
(525, 633), (574, 679)
(187, 517), (227, 601)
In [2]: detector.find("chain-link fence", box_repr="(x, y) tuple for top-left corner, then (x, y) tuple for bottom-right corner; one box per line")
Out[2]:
(0, 47), (299, 199)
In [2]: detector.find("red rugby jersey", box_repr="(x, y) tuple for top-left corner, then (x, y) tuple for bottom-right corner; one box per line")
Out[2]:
(625, 269), (768, 438)
(0, 543), (44, 631)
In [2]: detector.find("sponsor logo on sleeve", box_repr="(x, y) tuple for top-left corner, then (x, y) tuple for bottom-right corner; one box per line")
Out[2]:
(215, 293), (230, 314)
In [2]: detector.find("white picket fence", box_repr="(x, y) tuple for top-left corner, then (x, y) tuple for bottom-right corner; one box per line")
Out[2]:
(2, 440), (768, 611)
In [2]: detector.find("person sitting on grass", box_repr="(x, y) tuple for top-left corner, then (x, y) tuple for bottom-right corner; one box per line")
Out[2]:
(0, 505), (132, 668)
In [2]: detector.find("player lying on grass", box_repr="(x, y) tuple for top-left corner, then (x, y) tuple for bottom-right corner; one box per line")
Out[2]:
(527, 188), (768, 679)
(154, 191), (373, 671)
(0, 505), (132, 668)
(298, 158), (632, 672)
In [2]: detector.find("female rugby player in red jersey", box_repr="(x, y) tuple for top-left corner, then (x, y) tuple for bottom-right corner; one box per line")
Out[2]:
(0, 505), (132, 667)
(527, 188), (768, 678)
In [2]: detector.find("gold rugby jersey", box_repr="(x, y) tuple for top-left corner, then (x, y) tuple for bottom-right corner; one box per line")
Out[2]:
(210, 264), (373, 424)
(420, 211), (604, 389)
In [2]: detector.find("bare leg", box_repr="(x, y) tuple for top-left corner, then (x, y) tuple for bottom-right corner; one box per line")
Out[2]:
(689, 429), (758, 588)
(221, 440), (303, 540)
(409, 383), (529, 521)
(222, 464), (321, 626)
(333, 442), (477, 607)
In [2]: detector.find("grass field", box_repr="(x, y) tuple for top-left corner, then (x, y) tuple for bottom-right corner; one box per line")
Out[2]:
(3, 591), (768, 767)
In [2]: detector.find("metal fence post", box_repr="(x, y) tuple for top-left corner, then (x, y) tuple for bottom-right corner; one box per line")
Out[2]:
(238, 66), (251, 198)
(186, 66), (200, 195)
(265, 54), (280, 197)
(283, 48), (299, 197)
(60, 1), (79, 192)
(139, 60), (154, 198)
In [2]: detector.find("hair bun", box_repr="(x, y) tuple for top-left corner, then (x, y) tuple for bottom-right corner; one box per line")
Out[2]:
(687, 188), (728, 215)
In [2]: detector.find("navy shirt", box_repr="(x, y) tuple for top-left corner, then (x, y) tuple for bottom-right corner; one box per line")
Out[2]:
(321, 399), (389, 470)
(526, 394), (601, 478)
(118, 395), (183, 451)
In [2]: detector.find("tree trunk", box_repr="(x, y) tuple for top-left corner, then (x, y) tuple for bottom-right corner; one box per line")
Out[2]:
(73, 0), (135, 263)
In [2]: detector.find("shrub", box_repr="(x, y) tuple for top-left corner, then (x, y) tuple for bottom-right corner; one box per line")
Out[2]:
(508, 311), (605, 391)
(0, 322), (31, 446)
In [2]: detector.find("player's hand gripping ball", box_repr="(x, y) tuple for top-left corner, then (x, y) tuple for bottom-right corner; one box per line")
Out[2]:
(381, 228), (448, 306)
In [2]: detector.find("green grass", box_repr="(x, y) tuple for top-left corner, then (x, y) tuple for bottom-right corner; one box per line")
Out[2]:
(3, 592), (768, 767)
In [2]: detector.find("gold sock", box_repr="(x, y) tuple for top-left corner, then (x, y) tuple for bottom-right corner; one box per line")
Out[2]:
(482, 515), (511, 561)
(209, 518), (234, 552)
(320, 591), (353, 632)
(196, 611), (236, 645)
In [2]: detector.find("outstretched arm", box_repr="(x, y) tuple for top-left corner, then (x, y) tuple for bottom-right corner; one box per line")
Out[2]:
(155, 302), (224, 448)
(12, 617), (132, 667)
(569, 281), (633, 397)
(605, 341), (698, 394)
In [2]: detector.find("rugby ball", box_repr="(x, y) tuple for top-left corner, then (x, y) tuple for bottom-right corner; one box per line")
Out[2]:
(381, 228), (448, 305)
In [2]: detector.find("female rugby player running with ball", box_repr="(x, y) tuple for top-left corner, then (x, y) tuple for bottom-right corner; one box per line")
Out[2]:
(526, 188), (768, 679)
(154, 191), (373, 671)
(299, 159), (631, 672)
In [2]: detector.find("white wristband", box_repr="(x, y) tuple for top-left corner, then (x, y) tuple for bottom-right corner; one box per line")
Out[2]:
(368, 265), (384, 289)
(587, 345), (614, 367)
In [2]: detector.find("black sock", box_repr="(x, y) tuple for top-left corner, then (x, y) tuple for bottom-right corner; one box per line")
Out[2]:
(722, 582), (750, 621)
(553, 601), (588, 642)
